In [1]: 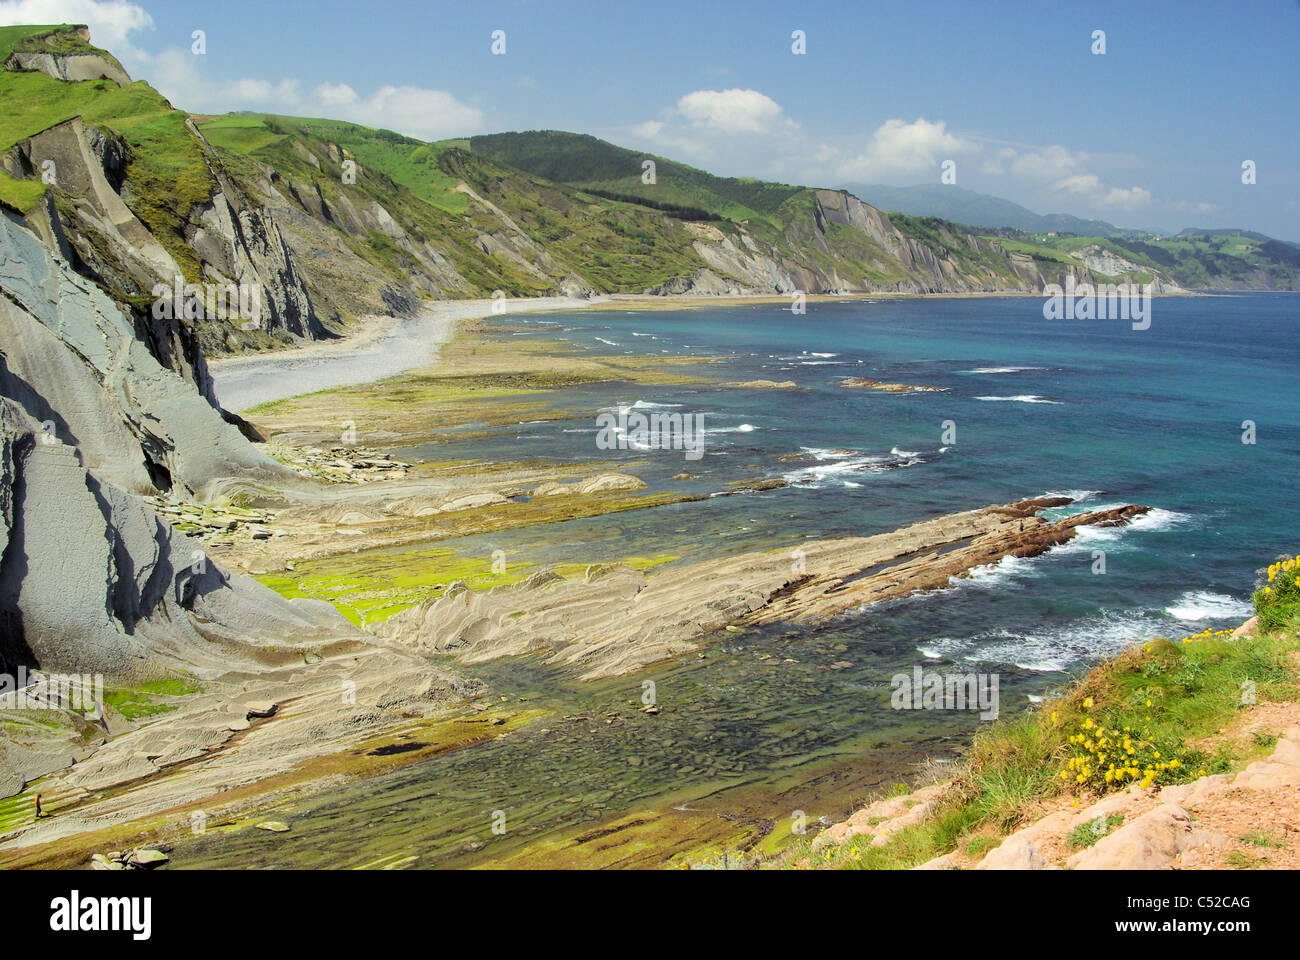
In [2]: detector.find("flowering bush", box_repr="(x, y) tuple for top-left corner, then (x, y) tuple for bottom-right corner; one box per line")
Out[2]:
(1254, 554), (1300, 631)
(1054, 690), (1202, 792)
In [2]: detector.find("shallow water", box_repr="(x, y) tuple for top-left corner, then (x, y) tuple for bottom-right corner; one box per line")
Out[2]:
(177, 294), (1300, 868)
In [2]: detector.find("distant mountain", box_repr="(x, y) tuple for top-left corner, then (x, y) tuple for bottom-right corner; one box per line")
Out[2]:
(842, 183), (1130, 236)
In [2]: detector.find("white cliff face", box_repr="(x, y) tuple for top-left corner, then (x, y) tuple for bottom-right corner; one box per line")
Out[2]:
(1068, 244), (1185, 293)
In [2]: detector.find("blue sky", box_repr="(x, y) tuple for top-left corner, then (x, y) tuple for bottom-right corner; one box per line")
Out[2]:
(4, 0), (1297, 238)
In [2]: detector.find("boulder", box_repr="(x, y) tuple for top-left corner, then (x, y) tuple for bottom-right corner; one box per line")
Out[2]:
(124, 848), (169, 868)
(1067, 804), (1227, 870)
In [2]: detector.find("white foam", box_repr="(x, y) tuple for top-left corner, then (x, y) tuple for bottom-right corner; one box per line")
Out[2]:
(1166, 591), (1253, 621)
(974, 395), (1063, 404)
(1040, 489), (1103, 503)
(925, 609), (1180, 673)
(782, 446), (924, 488)
(960, 366), (1044, 374)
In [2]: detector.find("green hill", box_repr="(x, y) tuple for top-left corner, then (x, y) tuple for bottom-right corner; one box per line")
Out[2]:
(3, 23), (1295, 365)
(469, 130), (807, 225)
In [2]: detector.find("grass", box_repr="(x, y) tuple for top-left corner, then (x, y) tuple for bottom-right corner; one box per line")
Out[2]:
(0, 167), (47, 212)
(1240, 829), (1285, 848)
(102, 677), (203, 720)
(1067, 813), (1125, 849)
(257, 545), (678, 629)
(775, 575), (1300, 870)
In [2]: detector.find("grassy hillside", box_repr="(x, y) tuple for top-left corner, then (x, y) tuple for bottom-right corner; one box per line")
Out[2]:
(981, 227), (1300, 289)
(470, 130), (806, 226)
(199, 114), (713, 295)
(0, 24), (217, 275)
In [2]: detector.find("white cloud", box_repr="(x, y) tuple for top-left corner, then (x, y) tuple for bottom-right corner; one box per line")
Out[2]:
(320, 84), (483, 140)
(676, 88), (794, 135)
(1051, 173), (1151, 210)
(0, 0), (153, 64)
(839, 118), (977, 180)
(315, 82), (357, 107)
(1011, 144), (1086, 182)
(629, 120), (664, 139)
(1096, 186), (1152, 210)
(622, 88), (800, 169)
(144, 49), (482, 139)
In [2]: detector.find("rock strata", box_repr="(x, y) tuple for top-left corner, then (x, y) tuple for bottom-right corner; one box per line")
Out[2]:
(380, 497), (1148, 679)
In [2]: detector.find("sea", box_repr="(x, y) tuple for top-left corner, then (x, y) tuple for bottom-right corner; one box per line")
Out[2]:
(176, 293), (1300, 868)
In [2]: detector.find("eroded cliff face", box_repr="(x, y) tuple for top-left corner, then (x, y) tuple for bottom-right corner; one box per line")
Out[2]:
(654, 190), (1130, 297)
(1, 41), (331, 366)
(0, 212), (288, 498)
(0, 212), (373, 690)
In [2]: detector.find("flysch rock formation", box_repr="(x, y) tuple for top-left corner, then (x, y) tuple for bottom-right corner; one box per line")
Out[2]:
(379, 497), (1149, 680)
(1, 41), (330, 356)
(0, 210), (480, 815)
(0, 211), (287, 498)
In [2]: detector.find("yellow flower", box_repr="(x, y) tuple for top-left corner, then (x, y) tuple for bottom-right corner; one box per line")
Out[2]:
(1082, 697), (1094, 709)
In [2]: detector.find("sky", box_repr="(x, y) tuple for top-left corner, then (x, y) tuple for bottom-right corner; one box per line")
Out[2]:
(2, 0), (1297, 239)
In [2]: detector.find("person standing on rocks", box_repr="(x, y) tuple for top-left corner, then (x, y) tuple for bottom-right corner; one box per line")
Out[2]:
(34, 794), (42, 819)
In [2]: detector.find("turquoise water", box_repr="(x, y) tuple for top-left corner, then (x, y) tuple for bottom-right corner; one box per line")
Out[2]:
(434, 293), (1300, 669)
(177, 294), (1300, 868)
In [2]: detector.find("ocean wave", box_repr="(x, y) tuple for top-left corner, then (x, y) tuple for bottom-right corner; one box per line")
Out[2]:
(597, 400), (684, 414)
(920, 609), (1182, 673)
(1166, 591), (1253, 621)
(960, 366), (1044, 374)
(1039, 489), (1104, 503)
(782, 446), (925, 487)
(974, 395), (1063, 404)
(594, 337), (619, 346)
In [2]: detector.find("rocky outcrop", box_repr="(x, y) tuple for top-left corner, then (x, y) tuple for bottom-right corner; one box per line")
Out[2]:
(379, 496), (1149, 679)
(1067, 244), (1184, 293)
(4, 48), (130, 87)
(0, 213), (365, 685)
(5, 118), (184, 311)
(0, 201), (491, 824)
(653, 189), (1131, 297)
(532, 473), (647, 497)
(0, 212), (288, 496)
(839, 378), (948, 393)
(3, 24), (130, 88)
